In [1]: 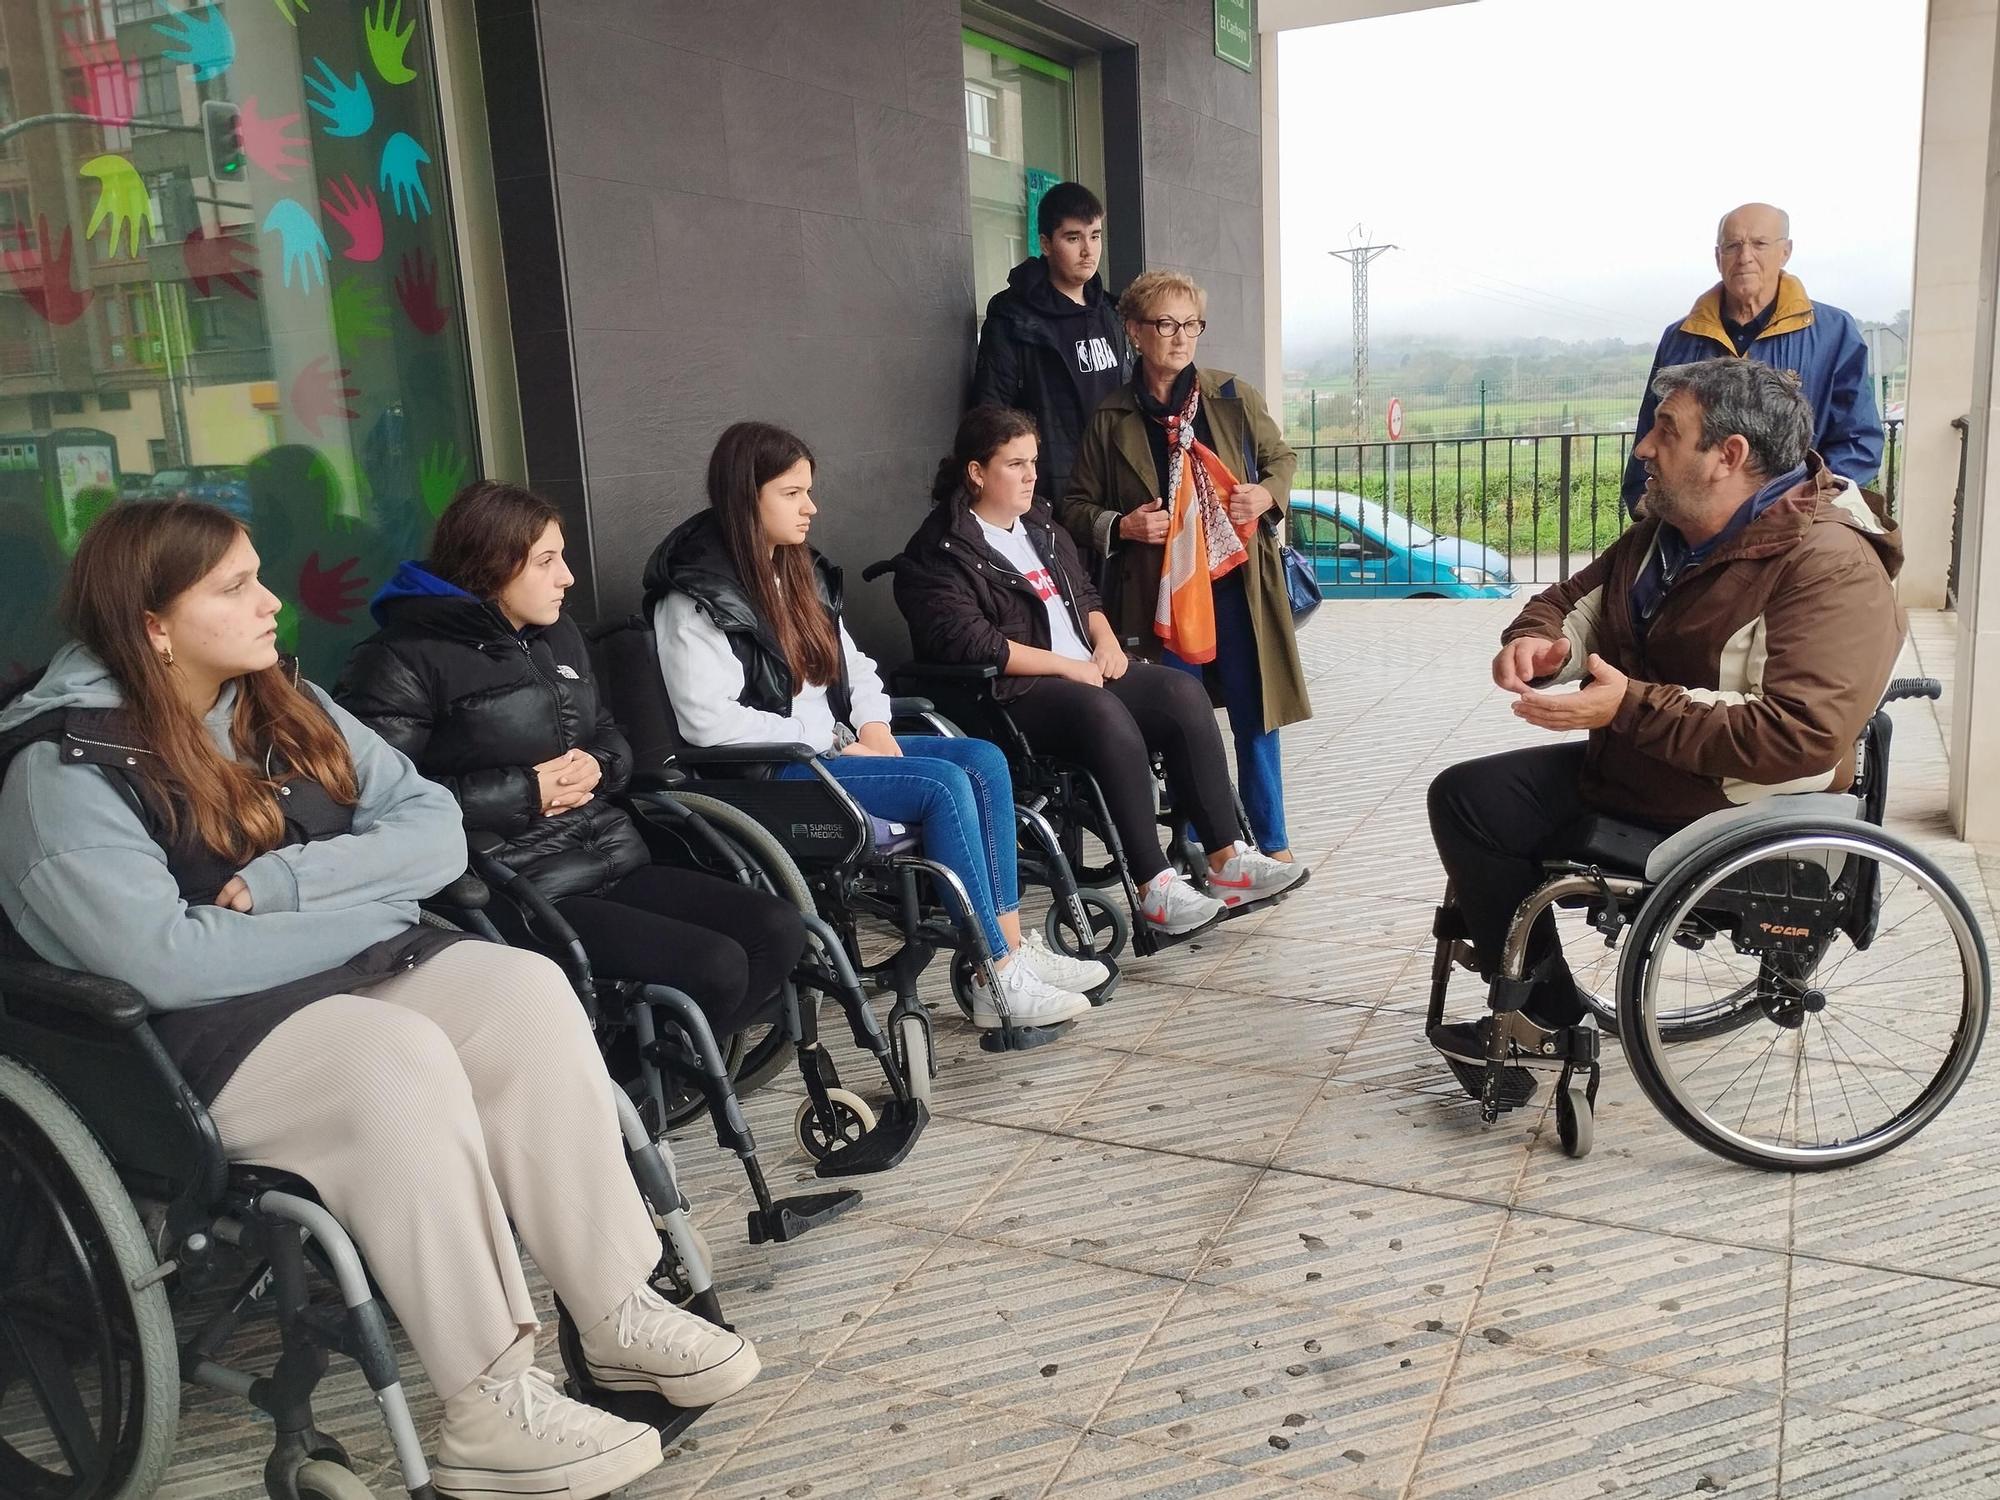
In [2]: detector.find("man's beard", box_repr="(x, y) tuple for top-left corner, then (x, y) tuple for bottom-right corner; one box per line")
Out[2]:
(1644, 473), (1698, 529)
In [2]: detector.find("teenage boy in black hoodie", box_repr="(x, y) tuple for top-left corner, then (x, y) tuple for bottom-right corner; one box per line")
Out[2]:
(970, 181), (1131, 507)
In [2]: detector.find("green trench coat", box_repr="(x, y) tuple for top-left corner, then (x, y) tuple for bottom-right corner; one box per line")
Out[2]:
(1057, 367), (1312, 733)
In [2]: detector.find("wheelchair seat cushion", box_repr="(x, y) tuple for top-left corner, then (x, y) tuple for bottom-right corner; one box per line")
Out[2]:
(1563, 813), (1670, 876)
(871, 815), (919, 855)
(1641, 793), (1863, 881)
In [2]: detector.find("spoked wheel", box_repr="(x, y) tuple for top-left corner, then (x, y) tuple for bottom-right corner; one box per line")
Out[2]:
(1043, 888), (1129, 964)
(621, 1028), (749, 1136)
(794, 1089), (877, 1161)
(1616, 821), (1991, 1170)
(1561, 900), (1764, 1043)
(0, 1058), (179, 1500)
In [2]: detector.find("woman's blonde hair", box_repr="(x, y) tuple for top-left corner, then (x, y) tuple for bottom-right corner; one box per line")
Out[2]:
(1118, 270), (1207, 324)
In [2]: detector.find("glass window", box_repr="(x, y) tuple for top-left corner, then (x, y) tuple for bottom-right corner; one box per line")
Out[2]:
(963, 30), (1077, 323)
(0, 1), (480, 681)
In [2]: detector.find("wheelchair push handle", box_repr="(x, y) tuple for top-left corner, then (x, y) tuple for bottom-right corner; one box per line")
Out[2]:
(1881, 677), (1942, 705)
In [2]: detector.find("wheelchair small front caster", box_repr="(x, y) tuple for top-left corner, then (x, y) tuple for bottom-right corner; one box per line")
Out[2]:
(1556, 1063), (1598, 1158)
(890, 1005), (935, 1106)
(795, 1088), (876, 1161)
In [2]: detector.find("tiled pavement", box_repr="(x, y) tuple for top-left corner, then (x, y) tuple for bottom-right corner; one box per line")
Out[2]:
(154, 602), (2000, 1499)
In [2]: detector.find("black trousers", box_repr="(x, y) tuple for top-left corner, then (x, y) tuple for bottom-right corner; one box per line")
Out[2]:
(1425, 744), (1604, 1026)
(1004, 660), (1241, 884)
(552, 865), (808, 1038)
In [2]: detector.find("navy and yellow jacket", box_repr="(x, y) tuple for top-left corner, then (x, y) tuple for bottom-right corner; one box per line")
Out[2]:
(1621, 273), (1883, 511)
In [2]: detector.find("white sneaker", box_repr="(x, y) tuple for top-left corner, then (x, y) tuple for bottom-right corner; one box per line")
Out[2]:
(579, 1284), (761, 1407)
(1139, 871), (1224, 935)
(435, 1343), (661, 1500)
(971, 958), (1092, 1029)
(1207, 842), (1310, 908)
(1020, 929), (1112, 992)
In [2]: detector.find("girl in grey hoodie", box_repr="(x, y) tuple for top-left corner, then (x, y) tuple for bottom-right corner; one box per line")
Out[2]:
(0, 502), (758, 1500)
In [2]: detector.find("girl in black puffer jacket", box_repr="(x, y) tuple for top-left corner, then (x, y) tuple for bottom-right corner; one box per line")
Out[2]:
(336, 482), (805, 1038)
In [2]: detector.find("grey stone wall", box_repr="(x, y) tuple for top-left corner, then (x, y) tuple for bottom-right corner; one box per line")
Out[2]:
(532, 0), (1263, 650)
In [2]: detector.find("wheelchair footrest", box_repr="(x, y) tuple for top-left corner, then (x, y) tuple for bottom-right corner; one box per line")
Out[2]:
(566, 1383), (709, 1444)
(1435, 1051), (1540, 1112)
(812, 1099), (929, 1179)
(1086, 967), (1121, 1007)
(748, 1189), (861, 1245)
(978, 1020), (1071, 1054)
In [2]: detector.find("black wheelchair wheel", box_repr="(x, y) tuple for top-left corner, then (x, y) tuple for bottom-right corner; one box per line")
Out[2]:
(1616, 820), (1990, 1170)
(0, 1057), (179, 1500)
(1559, 900), (1764, 1043)
(293, 1459), (381, 1500)
(1042, 887), (1129, 963)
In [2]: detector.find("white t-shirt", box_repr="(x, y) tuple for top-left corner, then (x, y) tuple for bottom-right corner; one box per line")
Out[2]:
(974, 513), (1090, 662)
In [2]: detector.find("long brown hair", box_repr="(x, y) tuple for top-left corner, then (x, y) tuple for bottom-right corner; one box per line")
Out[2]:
(428, 480), (563, 599)
(705, 421), (840, 688)
(61, 501), (359, 864)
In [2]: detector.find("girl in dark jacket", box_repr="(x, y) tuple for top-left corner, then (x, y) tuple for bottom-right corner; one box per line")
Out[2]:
(336, 482), (805, 1041)
(894, 407), (1307, 936)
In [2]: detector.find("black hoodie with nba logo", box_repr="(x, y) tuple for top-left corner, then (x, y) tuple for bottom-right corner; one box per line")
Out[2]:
(970, 256), (1132, 505)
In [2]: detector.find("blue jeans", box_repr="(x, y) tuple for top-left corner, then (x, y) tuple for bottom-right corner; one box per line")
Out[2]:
(1164, 573), (1289, 854)
(778, 735), (1019, 957)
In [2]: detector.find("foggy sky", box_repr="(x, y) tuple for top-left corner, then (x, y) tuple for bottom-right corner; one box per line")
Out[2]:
(1278, 0), (1926, 358)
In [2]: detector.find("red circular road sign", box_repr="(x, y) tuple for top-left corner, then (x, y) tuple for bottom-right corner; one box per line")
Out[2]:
(1387, 397), (1404, 441)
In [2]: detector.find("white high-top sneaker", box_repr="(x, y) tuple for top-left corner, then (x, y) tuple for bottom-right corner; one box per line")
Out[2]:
(434, 1336), (661, 1500)
(578, 1284), (761, 1407)
(1019, 930), (1112, 992)
(1208, 842), (1310, 908)
(1139, 870), (1224, 935)
(970, 957), (1092, 1029)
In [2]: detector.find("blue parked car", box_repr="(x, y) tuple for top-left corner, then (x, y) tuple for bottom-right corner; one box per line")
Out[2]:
(1289, 491), (1516, 599)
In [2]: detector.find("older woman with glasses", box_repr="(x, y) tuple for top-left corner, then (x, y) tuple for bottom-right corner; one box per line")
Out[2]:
(1058, 269), (1311, 868)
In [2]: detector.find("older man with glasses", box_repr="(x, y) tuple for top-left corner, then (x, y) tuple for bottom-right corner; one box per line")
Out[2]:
(1620, 203), (1883, 515)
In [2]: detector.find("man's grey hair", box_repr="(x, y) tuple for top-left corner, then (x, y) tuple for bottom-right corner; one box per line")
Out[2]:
(1650, 358), (1812, 477)
(1715, 205), (1790, 243)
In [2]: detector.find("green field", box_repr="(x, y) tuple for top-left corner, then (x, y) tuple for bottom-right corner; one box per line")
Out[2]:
(1282, 394), (1643, 443)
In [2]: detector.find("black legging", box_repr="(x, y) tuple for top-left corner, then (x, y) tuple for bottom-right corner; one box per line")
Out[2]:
(1004, 660), (1241, 884)
(549, 866), (807, 1038)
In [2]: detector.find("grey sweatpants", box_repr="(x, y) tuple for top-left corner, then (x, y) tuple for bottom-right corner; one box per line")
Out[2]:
(208, 941), (661, 1399)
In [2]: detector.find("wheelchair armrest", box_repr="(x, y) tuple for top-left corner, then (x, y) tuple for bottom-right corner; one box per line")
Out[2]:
(0, 957), (149, 1030)
(895, 661), (1001, 683)
(465, 850), (598, 1007)
(432, 870), (491, 911)
(672, 742), (819, 768)
(628, 763), (688, 792)
(890, 695), (937, 717)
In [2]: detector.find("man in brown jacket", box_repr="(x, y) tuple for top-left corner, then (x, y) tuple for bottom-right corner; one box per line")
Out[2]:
(1428, 357), (1904, 1054)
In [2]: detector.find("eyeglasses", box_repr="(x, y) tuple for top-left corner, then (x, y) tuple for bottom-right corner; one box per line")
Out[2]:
(1717, 238), (1785, 260)
(1144, 317), (1207, 339)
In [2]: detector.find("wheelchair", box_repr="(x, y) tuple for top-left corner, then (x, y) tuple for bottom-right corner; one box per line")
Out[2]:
(0, 879), (722, 1500)
(430, 844), (925, 1249)
(1427, 678), (1992, 1169)
(860, 562), (1289, 969)
(586, 619), (1104, 1116)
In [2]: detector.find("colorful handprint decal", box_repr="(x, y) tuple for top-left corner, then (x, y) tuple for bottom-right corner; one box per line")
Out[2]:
(81, 155), (153, 257)
(153, 5), (236, 83)
(4, 217), (95, 327)
(237, 97), (308, 183)
(418, 442), (467, 518)
(292, 357), (360, 439)
(304, 58), (374, 138)
(183, 225), (261, 300)
(365, 0), (419, 85)
(299, 553), (370, 624)
(378, 133), (433, 220)
(261, 199), (331, 291)
(393, 249), (451, 335)
(331, 275), (391, 355)
(320, 176), (384, 262)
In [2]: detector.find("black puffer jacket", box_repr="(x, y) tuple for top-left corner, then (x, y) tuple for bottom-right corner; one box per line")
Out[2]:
(641, 510), (854, 722)
(890, 499), (1103, 704)
(970, 257), (1131, 503)
(335, 567), (647, 899)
